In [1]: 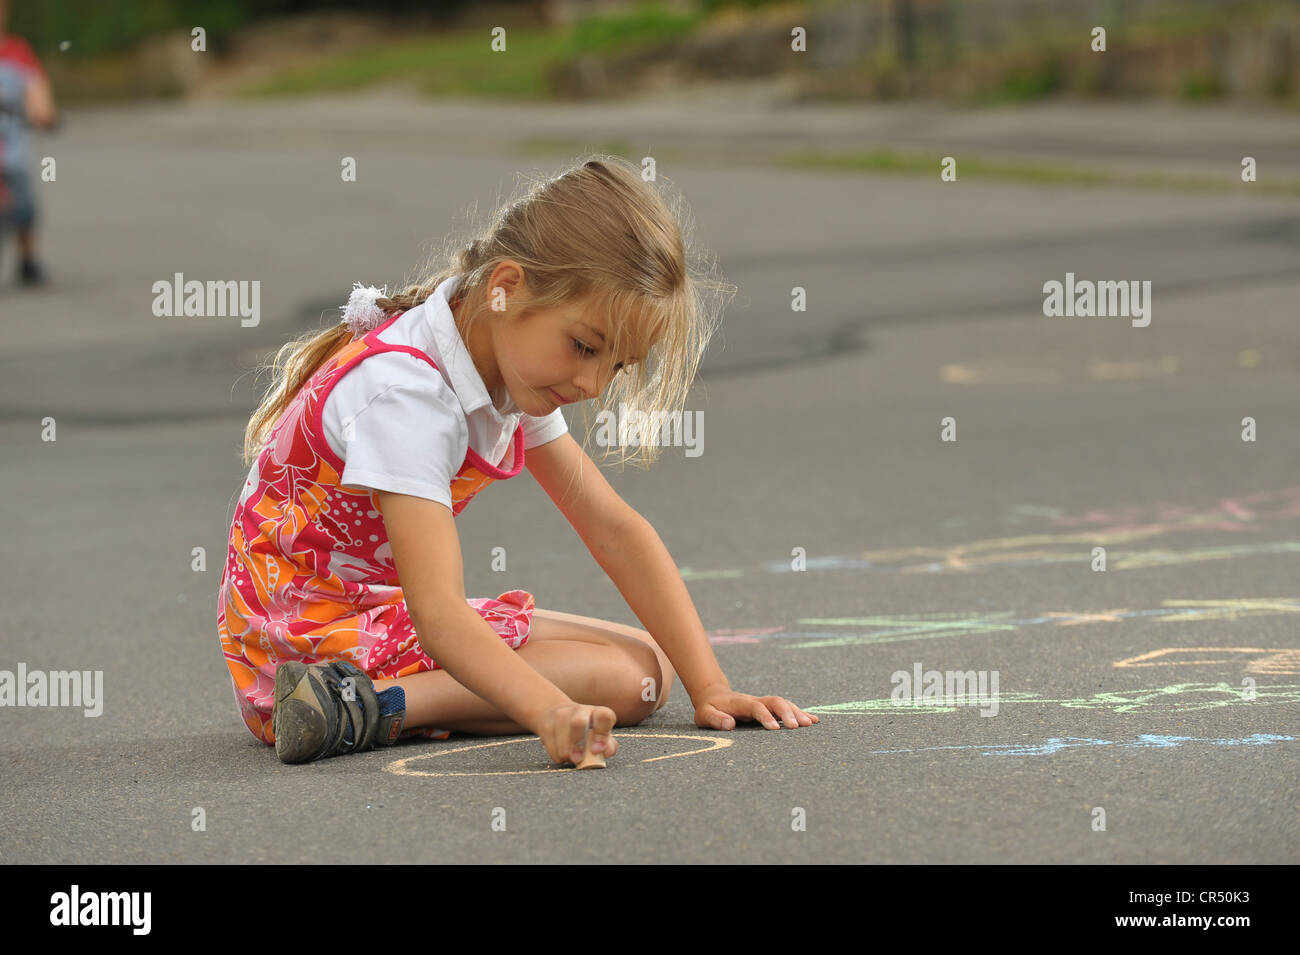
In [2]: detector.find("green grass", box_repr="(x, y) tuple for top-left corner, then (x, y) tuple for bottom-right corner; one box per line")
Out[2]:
(512, 138), (1300, 198)
(238, 30), (565, 100)
(568, 3), (703, 53)
(777, 148), (1300, 198)
(42, 0), (1295, 110)
(991, 56), (1068, 103)
(1178, 69), (1228, 101)
(236, 3), (704, 101)
(781, 149), (1110, 186)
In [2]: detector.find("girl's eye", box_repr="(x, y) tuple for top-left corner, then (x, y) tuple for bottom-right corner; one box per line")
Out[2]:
(572, 337), (625, 371)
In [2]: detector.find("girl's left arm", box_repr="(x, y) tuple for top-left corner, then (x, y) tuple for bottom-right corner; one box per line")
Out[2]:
(527, 434), (817, 731)
(593, 509), (817, 731)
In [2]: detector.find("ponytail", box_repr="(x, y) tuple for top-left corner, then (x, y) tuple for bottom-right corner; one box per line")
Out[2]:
(239, 323), (355, 467)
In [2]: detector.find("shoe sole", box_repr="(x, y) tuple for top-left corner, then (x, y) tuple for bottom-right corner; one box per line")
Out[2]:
(273, 662), (329, 764)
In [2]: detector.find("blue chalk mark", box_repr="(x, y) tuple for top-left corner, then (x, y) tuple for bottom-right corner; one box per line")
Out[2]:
(871, 733), (1297, 757)
(763, 557), (877, 574)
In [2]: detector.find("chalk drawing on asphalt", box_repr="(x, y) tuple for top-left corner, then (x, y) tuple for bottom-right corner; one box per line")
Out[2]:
(805, 681), (1300, 716)
(1114, 647), (1300, 676)
(678, 487), (1300, 580)
(870, 733), (1296, 758)
(383, 732), (733, 777)
(939, 354), (1183, 387)
(707, 599), (1300, 650)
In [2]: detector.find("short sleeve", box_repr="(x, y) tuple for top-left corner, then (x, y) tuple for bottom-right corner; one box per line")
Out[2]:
(324, 360), (468, 510)
(522, 407), (568, 450)
(2, 38), (45, 77)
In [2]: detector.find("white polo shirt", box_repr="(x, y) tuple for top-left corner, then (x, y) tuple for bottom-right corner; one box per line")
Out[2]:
(319, 274), (568, 510)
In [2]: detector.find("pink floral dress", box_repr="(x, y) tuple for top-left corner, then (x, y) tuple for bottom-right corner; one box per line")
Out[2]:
(217, 313), (534, 745)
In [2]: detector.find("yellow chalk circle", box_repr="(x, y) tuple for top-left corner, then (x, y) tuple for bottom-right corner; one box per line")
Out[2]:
(384, 732), (734, 777)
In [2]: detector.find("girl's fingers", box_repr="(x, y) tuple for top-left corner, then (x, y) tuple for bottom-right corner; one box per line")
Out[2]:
(765, 696), (818, 727)
(566, 706), (619, 762)
(753, 696), (785, 727)
(767, 698), (799, 727)
(568, 709), (592, 762)
(590, 706), (617, 755)
(703, 697), (822, 730)
(792, 702), (819, 723)
(751, 700), (780, 730)
(701, 697), (819, 730)
(699, 704), (734, 730)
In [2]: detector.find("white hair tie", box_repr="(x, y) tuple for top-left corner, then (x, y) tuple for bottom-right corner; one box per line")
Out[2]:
(340, 283), (390, 336)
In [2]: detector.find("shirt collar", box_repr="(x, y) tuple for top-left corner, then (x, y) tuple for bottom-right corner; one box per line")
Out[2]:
(423, 274), (522, 423)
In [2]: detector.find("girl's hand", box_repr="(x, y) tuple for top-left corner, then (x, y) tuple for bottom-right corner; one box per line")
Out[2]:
(535, 702), (620, 766)
(693, 686), (820, 731)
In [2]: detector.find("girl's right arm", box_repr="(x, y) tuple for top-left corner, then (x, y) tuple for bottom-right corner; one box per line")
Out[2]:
(374, 490), (615, 764)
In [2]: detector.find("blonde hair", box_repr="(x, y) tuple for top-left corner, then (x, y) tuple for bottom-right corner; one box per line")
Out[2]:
(240, 155), (734, 485)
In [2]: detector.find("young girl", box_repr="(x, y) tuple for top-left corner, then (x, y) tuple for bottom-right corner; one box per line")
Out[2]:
(217, 156), (818, 769)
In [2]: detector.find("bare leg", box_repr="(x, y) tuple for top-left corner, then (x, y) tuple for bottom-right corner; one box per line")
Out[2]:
(526, 608), (675, 713)
(18, 230), (35, 261)
(373, 636), (654, 736)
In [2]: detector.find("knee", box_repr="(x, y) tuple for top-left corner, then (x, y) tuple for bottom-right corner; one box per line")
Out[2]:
(629, 630), (673, 713)
(611, 642), (667, 725)
(651, 659), (672, 711)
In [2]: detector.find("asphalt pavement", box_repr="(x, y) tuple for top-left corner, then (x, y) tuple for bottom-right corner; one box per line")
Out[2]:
(1, 88), (1296, 864)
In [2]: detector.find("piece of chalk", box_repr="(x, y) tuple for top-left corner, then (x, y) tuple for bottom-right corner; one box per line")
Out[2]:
(573, 734), (607, 770)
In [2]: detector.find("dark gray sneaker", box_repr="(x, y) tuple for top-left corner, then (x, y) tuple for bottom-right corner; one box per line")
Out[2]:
(19, 259), (46, 286)
(272, 660), (404, 764)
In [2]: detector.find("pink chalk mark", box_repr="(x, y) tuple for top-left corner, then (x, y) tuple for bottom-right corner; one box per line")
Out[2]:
(708, 626), (785, 637)
(707, 626), (785, 645)
(1047, 488), (1300, 531)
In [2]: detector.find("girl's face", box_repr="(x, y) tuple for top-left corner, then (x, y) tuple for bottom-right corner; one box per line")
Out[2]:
(464, 264), (643, 416)
(500, 302), (639, 416)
